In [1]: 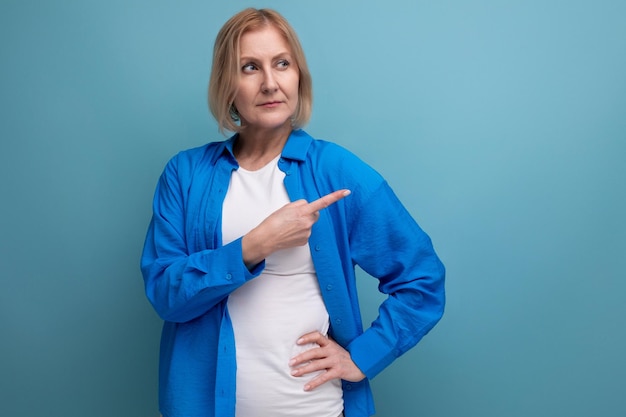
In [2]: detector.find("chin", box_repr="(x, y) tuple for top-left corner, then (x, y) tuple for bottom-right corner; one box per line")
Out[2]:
(245, 116), (293, 131)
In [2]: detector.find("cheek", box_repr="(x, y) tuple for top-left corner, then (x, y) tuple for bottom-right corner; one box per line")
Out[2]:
(286, 74), (300, 98)
(233, 87), (253, 108)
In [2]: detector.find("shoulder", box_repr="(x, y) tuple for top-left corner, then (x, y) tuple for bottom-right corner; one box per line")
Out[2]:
(306, 133), (385, 195)
(163, 140), (228, 177)
(170, 141), (224, 167)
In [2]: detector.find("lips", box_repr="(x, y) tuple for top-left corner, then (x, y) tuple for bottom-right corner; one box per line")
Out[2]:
(258, 101), (282, 108)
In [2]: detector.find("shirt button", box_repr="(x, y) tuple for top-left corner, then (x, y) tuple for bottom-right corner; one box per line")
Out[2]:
(335, 318), (342, 325)
(345, 384), (353, 391)
(286, 170), (292, 176)
(314, 245), (321, 251)
(326, 284), (333, 291)
(225, 273), (232, 280)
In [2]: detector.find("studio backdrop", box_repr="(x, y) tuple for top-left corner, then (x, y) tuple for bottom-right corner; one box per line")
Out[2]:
(1, 1), (624, 416)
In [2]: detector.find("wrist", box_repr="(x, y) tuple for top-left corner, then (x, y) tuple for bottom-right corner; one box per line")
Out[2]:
(241, 228), (270, 268)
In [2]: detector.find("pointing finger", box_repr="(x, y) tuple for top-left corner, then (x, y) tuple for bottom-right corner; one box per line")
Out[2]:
(307, 189), (351, 213)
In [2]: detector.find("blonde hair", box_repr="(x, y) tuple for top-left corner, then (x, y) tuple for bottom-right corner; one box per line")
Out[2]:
(208, 8), (313, 135)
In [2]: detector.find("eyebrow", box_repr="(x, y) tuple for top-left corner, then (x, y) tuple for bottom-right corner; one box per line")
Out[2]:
(239, 51), (293, 62)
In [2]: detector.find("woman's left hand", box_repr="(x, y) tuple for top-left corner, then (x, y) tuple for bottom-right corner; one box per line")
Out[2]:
(289, 331), (366, 391)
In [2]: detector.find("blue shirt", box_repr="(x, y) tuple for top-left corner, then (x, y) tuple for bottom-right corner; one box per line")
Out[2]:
(141, 129), (445, 417)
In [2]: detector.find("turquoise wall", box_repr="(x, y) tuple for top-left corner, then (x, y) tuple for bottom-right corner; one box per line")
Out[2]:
(1, 1), (624, 416)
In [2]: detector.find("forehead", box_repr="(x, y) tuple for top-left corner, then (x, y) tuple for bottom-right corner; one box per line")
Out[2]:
(239, 25), (292, 57)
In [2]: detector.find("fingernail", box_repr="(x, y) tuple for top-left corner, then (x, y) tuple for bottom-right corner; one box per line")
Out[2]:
(296, 338), (304, 344)
(304, 384), (311, 391)
(343, 190), (351, 196)
(289, 358), (296, 366)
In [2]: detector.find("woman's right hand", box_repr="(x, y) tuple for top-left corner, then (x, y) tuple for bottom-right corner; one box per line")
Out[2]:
(241, 189), (350, 268)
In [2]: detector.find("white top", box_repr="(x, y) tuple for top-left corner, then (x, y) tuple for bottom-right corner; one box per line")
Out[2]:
(222, 155), (343, 417)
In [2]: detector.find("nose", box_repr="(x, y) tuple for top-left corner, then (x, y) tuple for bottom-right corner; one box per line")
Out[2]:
(261, 70), (278, 93)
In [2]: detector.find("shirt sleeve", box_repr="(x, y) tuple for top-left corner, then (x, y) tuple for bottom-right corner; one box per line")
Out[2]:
(140, 155), (264, 323)
(346, 181), (446, 379)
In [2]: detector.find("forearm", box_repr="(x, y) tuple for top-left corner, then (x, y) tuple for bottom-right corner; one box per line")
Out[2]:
(347, 283), (445, 379)
(142, 237), (264, 322)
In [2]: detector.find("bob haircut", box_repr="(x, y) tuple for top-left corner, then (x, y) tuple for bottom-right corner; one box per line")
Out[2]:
(208, 8), (313, 135)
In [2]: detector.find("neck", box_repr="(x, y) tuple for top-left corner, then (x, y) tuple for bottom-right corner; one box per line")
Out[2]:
(234, 124), (292, 170)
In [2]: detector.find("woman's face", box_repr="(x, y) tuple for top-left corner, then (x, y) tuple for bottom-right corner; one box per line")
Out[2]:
(233, 26), (300, 133)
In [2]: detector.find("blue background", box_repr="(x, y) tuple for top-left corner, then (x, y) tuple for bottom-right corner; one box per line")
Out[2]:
(1, 1), (624, 416)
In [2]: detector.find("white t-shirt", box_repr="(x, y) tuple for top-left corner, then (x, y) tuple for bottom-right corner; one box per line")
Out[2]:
(222, 155), (343, 417)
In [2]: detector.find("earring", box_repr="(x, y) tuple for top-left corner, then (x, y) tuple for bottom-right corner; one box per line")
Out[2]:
(229, 104), (240, 121)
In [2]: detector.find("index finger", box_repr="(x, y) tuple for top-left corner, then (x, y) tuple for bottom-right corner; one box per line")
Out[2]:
(307, 189), (351, 213)
(296, 331), (329, 346)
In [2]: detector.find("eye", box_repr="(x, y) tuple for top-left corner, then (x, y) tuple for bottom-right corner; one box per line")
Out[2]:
(276, 59), (290, 69)
(241, 62), (257, 73)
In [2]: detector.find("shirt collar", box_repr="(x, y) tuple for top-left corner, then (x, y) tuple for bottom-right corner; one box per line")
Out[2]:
(215, 129), (313, 164)
(281, 129), (313, 161)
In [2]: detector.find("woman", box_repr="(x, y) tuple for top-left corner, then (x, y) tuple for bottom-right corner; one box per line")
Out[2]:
(141, 8), (445, 417)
